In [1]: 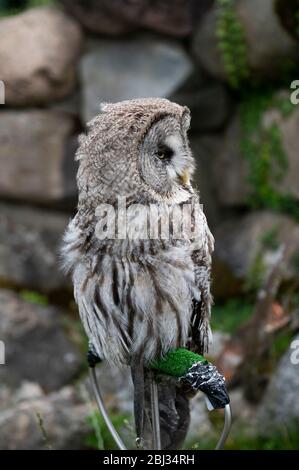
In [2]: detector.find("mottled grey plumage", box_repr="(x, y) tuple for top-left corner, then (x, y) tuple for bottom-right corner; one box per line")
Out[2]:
(61, 98), (214, 448)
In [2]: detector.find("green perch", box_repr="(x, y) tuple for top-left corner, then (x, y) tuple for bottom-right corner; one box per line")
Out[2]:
(151, 347), (230, 410)
(151, 347), (207, 377)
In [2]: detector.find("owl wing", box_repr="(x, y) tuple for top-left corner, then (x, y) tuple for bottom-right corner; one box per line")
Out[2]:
(189, 215), (214, 355)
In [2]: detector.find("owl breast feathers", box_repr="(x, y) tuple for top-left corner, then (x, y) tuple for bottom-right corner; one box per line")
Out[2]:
(61, 97), (214, 366)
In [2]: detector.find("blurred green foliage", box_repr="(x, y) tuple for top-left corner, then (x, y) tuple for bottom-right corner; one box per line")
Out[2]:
(260, 226), (280, 251)
(216, 0), (299, 221)
(20, 289), (49, 305)
(244, 252), (266, 294)
(269, 330), (295, 363)
(243, 226), (281, 294)
(296, 9), (299, 37)
(291, 251), (299, 276)
(187, 422), (299, 450)
(27, 0), (55, 7)
(0, 0), (55, 15)
(87, 405), (299, 450)
(85, 410), (104, 450)
(211, 298), (253, 333)
(216, 0), (250, 88)
(240, 88), (299, 220)
(85, 410), (131, 450)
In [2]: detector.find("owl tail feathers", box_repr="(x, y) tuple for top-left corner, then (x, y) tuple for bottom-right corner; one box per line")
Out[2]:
(130, 362), (145, 449)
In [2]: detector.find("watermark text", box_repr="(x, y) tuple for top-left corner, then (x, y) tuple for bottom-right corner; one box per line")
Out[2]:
(0, 80), (5, 104)
(94, 196), (205, 244)
(290, 339), (299, 365)
(0, 340), (5, 365)
(290, 80), (299, 105)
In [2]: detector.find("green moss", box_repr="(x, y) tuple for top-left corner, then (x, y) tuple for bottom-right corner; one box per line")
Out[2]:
(216, 0), (250, 88)
(20, 289), (48, 305)
(211, 298), (253, 334)
(151, 348), (207, 377)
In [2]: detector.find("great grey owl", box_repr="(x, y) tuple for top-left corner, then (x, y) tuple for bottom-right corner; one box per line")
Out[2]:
(61, 98), (214, 449)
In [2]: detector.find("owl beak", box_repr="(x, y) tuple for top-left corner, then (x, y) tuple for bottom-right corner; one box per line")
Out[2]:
(180, 169), (190, 186)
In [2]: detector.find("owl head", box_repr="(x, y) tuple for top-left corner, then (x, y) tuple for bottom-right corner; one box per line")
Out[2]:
(76, 98), (195, 211)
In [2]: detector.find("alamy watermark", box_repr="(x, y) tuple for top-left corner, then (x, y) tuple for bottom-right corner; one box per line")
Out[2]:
(290, 80), (299, 105)
(290, 339), (299, 365)
(0, 80), (5, 104)
(94, 196), (206, 245)
(0, 340), (5, 365)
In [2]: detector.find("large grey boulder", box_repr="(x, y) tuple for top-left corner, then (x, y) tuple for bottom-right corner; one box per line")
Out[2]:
(0, 110), (78, 204)
(0, 289), (83, 391)
(190, 134), (223, 228)
(257, 334), (299, 433)
(171, 80), (232, 133)
(210, 115), (250, 207)
(61, 0), (213, 37)
(0, 6), (83, 105)
(0, 203), (69, 292)
(266, 105), (299, 200)
(80, 37), (193, 122)
(193, 0), (298, 83)
(0, 385), (90, 450)
(214, 211), (298, 282)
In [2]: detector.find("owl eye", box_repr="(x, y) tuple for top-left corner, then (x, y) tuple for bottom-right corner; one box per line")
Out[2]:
(156, 146), (173, 161)
(157, 150), (165, 159)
